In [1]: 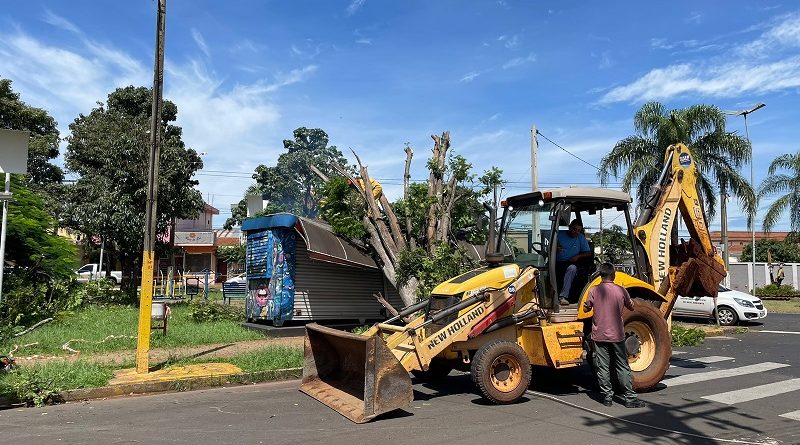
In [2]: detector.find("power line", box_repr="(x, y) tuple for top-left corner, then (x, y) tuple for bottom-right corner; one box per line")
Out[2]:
(535, 130), (602, 172)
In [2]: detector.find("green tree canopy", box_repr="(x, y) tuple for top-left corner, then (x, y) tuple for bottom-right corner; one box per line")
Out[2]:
(0, 79), (64, 187)
(64, 86), (204, 289)
(1, 176), (77, 328)
(758, 150), (800, 233)
(740, 238), (800, 263)
(590, 224), (633, 265)
(224, 128), (349, 228)
(598, 102), (755, 221)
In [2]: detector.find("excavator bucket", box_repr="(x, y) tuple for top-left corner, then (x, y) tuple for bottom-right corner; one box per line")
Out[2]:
(672, 239), (727, 298)
(299, 323), (413, 423)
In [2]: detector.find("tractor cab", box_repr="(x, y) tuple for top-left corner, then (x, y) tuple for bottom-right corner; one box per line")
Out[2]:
(496, 187), (640, 310)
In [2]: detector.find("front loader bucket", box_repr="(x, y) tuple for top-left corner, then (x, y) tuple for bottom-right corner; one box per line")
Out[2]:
(299, 323), (413, 423)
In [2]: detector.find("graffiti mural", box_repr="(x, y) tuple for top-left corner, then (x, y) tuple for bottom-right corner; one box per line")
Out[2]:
(244, 228), (296, 323)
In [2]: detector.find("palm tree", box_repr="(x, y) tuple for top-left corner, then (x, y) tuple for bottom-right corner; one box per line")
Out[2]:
(759, 150), (800, 232)
(598, 102), (755, 221)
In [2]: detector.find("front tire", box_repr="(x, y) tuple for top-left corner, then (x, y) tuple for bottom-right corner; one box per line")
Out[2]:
(715, 306), (739, 326)
(471, 341), (532, 404)
(623, 300), (671, 392)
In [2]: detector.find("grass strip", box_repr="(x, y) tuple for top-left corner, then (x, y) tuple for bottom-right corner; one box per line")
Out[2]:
(762, 297), (800, 314)
(2, 303), (262, 357)
(0, 360), (115, 406)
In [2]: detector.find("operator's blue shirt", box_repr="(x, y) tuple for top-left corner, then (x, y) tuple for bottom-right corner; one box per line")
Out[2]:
(556, 230), (590, 262)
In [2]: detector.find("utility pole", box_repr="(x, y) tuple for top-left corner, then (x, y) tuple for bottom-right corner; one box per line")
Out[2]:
(720, 186), (730, 285)
(531, 125), (540, 247)
(136, 0), (166, 373)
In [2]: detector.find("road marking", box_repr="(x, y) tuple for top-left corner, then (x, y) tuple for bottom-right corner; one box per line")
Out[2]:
(688, 356), (734, 364)
(779, 410), (800, 421)
(662, 362), (790, 387)
(672, 351), (687, 355)
(755, 330), (800, 335)
(703, 378), (800, 405)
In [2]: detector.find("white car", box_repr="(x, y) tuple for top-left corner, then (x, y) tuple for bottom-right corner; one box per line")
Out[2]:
(673, 285), (768, 326)
(225, 272), (246, 284)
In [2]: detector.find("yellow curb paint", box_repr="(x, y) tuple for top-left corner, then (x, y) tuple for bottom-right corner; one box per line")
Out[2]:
(111, 363), (243, 385)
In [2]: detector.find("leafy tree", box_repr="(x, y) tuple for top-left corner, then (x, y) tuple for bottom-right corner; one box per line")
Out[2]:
(224, 128), (348, 228)
(598, 102), (755, 220)
(590, 224), (633, 265)
(216, 244), (245, 264)
(758, 150), (800, 233)
(0, 79), (68, 225)
(320, 131), (504, 303)
(224, 184), (285, 230)
(740, 238), (800, 263)
(319, 176), (367, 239)
(0, 176), (77, 329)
(0, 79), (64, 187)
(64, 86), (204, 290)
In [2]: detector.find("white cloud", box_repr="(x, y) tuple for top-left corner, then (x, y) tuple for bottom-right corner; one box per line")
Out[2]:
(600, 58), (800, 103)
(191, 28), (211, 58)
(460, 71), (481, 82)
(41, 9), (80, 34)
(498, 34), (520, 49)
(347, 0), (366, 16)
(355, 38), (372, 45)
(502, 53), (536, 69)
(602, 13), (800, 103)
(0, 25), (318, 198)
(736, 13), (800, 57)
(685, 12), (704, 25)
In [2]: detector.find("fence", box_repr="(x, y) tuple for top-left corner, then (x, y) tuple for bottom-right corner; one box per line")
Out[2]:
(727, 262), (798, 293)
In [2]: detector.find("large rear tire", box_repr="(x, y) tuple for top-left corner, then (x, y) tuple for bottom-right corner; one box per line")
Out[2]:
(471, 341), (532, 404)
(623, 300), (671, 392)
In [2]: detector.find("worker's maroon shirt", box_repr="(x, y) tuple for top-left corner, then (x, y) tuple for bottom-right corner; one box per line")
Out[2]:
(584, 281), (634, 342)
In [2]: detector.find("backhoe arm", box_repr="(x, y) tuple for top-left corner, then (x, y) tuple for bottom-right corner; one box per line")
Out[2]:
(633, 143), (726, 316)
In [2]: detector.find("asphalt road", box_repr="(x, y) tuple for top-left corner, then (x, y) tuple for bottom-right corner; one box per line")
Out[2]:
(3, 315), (800, 445)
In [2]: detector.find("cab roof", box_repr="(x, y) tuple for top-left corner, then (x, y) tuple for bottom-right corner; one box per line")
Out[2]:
(506, 187), (631, 210)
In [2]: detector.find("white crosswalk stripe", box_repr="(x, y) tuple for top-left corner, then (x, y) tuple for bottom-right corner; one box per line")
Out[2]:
(702, 378), (800, 405)
(662, 362), (790, 387)
(779, 410), (800, 421)
(686, 356), (734, 364)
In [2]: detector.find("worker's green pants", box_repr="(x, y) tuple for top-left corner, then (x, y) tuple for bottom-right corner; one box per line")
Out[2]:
(593, 340), (638, 403)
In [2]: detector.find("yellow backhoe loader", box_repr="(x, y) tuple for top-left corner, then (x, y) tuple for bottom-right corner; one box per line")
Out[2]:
(300, 143), (726, 423)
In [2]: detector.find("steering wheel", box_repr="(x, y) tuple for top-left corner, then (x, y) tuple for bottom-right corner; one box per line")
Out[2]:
(530, 241), (549, 258)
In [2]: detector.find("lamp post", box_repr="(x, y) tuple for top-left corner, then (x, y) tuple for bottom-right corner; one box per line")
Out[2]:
(724, 102), (765, 293)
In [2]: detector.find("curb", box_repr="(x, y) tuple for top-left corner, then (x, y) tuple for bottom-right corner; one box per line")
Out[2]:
(0, 367), (303, 408)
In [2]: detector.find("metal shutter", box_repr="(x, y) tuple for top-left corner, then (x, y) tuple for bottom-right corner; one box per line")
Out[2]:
(294, 240), (401, 322)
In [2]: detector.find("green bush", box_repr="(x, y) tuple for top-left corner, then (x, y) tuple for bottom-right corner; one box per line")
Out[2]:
(68, 279), (137, 308)
(397, 242), (476, 300)
(188, 300), (244, 322)
(754, 284), (800, 297)
(671, 326), (705, 346)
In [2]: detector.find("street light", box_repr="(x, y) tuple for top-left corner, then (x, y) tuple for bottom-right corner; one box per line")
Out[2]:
(724, 102), (765, 293)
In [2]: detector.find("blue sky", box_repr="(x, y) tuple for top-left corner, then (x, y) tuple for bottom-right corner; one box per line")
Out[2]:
(2, 1), (798, 230)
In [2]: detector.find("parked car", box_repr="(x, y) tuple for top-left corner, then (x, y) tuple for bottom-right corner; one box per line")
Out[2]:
(76, 263), (122, 285)
(673, 285), (767, 326)
(225, 272), (246, 284)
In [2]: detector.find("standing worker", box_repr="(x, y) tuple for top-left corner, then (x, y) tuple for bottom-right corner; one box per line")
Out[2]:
(776, 263), (785, 286)
(583, 263), (646, 408)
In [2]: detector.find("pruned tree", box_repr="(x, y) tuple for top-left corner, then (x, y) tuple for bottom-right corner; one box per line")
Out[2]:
(318, 131), (504, 306)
